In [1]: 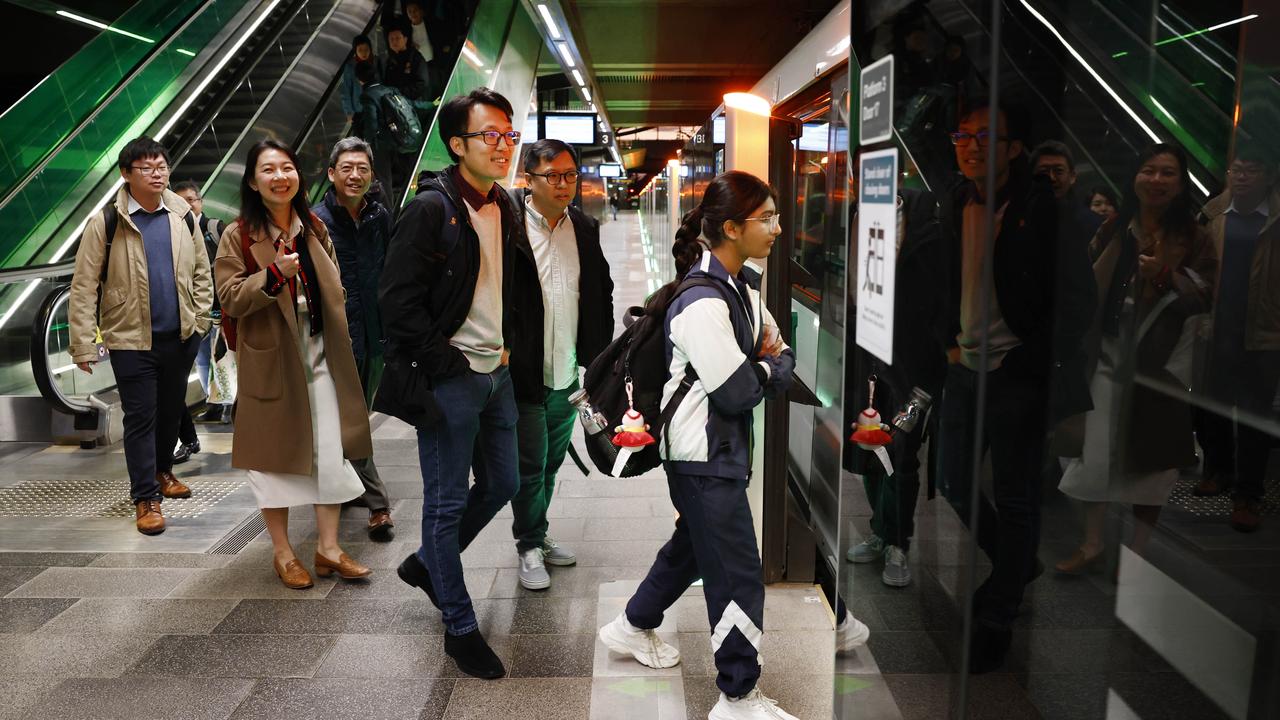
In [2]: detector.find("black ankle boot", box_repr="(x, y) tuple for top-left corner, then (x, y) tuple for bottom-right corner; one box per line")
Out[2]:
(969, 622), (1012, 674)
(445, 629), (505, 679)
(397, 553), (439, 609)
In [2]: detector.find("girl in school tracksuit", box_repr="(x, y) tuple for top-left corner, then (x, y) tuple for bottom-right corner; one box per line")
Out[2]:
(596, 171), (800, 720)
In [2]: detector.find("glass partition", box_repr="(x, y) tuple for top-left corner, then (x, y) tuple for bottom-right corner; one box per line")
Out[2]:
(832, 0), (1280, 716)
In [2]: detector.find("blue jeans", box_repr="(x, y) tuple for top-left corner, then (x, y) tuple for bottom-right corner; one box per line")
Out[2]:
(416, 366), (520, 635)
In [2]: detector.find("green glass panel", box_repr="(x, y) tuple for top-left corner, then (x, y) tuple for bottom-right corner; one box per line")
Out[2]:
(413, 0), (520, 189)
(0, 0), (256, 271)
(0, 0), (203, 199)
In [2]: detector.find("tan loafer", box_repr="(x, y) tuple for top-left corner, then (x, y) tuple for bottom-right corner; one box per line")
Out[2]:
(314, 552), (372, 580)
(273, 557), (314, 589)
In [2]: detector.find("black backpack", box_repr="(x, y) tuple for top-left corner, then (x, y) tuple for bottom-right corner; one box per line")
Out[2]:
(580, 276), (728, 477)
(378, 88), (423, 153)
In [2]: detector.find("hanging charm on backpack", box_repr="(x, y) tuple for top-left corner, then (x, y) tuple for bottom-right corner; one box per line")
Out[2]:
(851, 375), (893, 449)
(612, 379), (656, 448)
(851, 375), (894, 475)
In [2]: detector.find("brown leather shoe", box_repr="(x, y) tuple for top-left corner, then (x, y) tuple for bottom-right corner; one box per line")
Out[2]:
(1054, 547), (1103, 575)
(1193, 473), (1230, 497)
(1230, 498), (1262, 533)
(273, 557), (314, 589)
(134, 500), (165, 535)
(368, 510), (395, 542)
(314, 552), (372, 580)
(157, 471), (192, 499)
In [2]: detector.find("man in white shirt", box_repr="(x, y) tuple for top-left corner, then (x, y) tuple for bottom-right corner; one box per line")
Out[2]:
(506, 140), (614, 590)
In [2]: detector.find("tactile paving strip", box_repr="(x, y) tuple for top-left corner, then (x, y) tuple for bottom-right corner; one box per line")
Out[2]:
(0, 477), (244, 519)
(1167, 475), (1280, 517)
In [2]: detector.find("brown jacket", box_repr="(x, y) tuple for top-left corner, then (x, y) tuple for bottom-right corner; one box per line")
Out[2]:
(1201, 187), (1280, 351)
(69, 187), (213, 363)
(214, 216), (372, 475)
(1091, 219), (1217, 473)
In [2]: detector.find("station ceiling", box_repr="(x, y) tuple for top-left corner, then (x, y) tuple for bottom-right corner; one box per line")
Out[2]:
(554, 0), (841, 128)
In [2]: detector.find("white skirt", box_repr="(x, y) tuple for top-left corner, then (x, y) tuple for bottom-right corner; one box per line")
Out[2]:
(246, 295), (363, 509)
(1058, 354), (1179, 506)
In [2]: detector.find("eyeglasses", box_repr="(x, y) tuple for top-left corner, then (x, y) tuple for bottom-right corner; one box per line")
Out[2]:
(528, 170), (580, 185)
(1228, 164), (1266, 178)
(458, 130), (521, 146)
(948, 131), (1006, 148)
(744, 213), (780, 231)
(130, 164), (170, 176)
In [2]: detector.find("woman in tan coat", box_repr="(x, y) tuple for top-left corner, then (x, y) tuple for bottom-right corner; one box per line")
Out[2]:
(215, 139), (374, 589)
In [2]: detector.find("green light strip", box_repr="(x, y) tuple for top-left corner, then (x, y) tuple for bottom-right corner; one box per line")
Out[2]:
(1154, 13), (1258, 47)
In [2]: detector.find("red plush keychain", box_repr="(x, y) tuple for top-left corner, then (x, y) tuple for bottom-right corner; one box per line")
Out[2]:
(613, 379), (656, 448)
(850, 375), (892, 449)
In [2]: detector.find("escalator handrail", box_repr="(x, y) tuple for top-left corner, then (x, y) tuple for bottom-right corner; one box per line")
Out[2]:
(196, 0), (354, 193)
(167, 0), (312, 173)
(0, 259), (75, 283)
(0, 0), (218, 212)
(30, 283), (96, 417)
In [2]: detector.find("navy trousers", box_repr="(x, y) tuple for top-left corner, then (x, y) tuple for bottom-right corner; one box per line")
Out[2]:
(626, 470), (764, 698)
(112, 333), (199, 503)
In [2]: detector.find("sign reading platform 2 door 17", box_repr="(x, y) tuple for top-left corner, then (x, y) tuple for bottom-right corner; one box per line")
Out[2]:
(859, 55), (894, 146)
(855, 148), (898, 364)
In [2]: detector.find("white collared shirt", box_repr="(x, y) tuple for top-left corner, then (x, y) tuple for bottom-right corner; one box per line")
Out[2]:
(1227, 198), (1270, 218)
(525, 198), (581, 390)
(126, 192), (173, 216)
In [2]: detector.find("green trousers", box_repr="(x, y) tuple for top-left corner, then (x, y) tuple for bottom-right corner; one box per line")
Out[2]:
(512, 381), (579, 553)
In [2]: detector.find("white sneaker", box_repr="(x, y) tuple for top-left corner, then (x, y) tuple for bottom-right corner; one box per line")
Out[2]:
(517, 548), (550, 590)
(835, 614), (871, 654)
(882, 545), (912, 587)
(541, 537), (577, 566)
(846, 534), (885, 563)
(597, 612), (680, 669)
(708, 688), (799, 720)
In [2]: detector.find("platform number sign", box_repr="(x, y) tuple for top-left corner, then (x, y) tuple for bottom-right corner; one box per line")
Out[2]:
(855, 148), (898, 364)
(859, 54), (894, 146)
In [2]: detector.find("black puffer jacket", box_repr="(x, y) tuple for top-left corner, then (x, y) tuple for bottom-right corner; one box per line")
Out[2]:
(312, 189), (392, 364)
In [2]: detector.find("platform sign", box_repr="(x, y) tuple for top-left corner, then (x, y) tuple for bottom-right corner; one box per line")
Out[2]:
(859, 55), (894, 146)
(855, 147), (898, 364)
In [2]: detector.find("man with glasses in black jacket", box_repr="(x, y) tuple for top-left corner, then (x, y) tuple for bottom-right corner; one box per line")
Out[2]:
(377, 88), (522, 680)
(505, 139), (614, 591)
(933, 102), (1094, 673)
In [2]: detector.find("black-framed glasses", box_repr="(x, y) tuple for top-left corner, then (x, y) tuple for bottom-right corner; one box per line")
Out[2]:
(744, 213), (780, 231)
(948, 131), (1006, 148)
(130, 164), (170, 176)
(458, 130), (521, 146)
(527, 170), (580, 185)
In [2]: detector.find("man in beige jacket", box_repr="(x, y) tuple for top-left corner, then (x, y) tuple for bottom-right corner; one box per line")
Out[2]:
(69, 136), (213, 535)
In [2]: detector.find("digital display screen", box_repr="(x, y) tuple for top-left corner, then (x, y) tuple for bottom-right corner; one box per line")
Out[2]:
(543, 114), (597, 144)
(712, 115), (726, 144)
(598, 163), (623, 178)
(797, 122), (829, 152)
